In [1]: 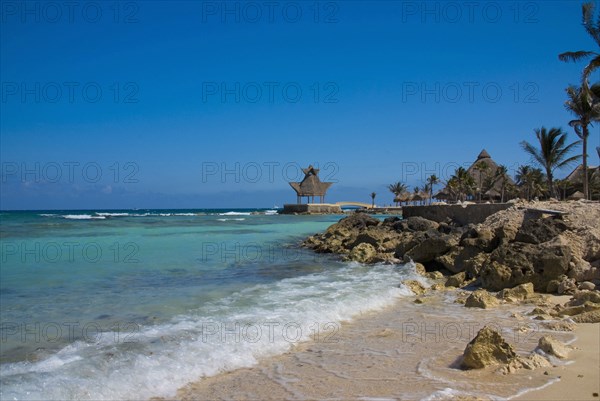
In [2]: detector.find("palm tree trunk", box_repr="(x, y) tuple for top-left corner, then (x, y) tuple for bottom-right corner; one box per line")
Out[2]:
(547, 168), (554, 199)
(582, 126), (589, 200)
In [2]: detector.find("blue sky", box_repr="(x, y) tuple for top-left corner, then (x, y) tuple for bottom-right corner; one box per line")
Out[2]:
(1, 0), (599, 209)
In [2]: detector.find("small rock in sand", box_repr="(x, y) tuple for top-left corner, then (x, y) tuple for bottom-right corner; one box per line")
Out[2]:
(537, 335), (570, 359)
(401, 280), (427, 295)
(465, 289), (499, 309)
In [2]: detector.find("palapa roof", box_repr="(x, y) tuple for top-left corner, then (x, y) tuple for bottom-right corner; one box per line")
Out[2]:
(468, 149), (514, 194)
(568, 190), (585, 200)
(565, 164), (600, 184)
(436, 149), (514, 199)
(477, 149), (491, 159)
(433, 189), (452, 200)
(289, 165), (333, 196)
(467, 149), (499, 182)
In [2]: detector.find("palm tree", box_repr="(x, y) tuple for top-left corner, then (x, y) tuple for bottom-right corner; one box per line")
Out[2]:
(494, 165), (509, 202)
(426, 174), (439, 204)
(370, 192), (376, 208)
(559, 2), (600, 91)
(448, 167), (475, 202)
(473, 161), (490, 202)
(516, 165), (547, 201)
(555, 178), (571, 201)
(387, 182), (407, 206)
(565, 84), (600, 199)
(520, 127), (581, 198)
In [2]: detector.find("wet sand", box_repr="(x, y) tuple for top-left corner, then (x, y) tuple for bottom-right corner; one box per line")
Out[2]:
(170, 290), (591, 401)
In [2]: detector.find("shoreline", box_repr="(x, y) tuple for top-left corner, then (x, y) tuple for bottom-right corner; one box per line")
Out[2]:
(170, 288), (598, 401)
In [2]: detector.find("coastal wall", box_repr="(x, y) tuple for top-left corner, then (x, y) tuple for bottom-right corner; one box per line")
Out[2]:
(281, 204), (342, 214)
(402, 203), (512, 225)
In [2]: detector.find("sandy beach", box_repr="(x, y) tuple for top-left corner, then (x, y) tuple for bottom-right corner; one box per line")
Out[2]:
(515, 322), (600, 401)
(172, 289), (598, 401)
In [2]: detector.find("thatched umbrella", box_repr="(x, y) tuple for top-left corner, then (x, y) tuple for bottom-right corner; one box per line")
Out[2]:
(394, 192), (413, 205)
(484, 187), (501, 199)
(433, 190), (451, 200)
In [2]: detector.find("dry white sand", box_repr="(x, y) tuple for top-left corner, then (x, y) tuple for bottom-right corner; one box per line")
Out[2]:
(514, 322), (600, 401)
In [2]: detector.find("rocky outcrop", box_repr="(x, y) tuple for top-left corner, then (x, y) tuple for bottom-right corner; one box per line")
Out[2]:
(303, 201), (600, 293)
(461, 326), (516, 369)
(480, 235), (571, 291)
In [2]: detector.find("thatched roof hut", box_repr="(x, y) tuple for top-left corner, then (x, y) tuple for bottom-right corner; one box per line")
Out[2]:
(436, 149), (514, 202)
(565, 164), (599, 185)
(394, 192), (413, 203)
(562, 164), (600, 199)
(466, 149), (514, 201)
(433, 189), (452, 200)
(568, 191), (585, 200)
(289, 165), (333, 204)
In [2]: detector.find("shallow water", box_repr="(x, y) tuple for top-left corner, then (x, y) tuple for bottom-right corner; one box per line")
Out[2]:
(0, 209), (419, 400)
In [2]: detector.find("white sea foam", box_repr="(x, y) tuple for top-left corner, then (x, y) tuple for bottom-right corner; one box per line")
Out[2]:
(0, 262), (413, 401)
(218, 211), (252, 216)
(62, 214), (106, 220)
(95, 212), (131, 217)
(217, 218), (246, 222)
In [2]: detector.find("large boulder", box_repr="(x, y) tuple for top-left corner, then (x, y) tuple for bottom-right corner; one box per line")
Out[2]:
(394, 231), (427, 258)
(351, 227), (399, 252)
(461, 326), (516, 369)
(305, 213), (382, 255)
(393, 216), (439, 232)
(463, 252), (491, 278)
(347, 243), (378, 263)
(336, 212), (380, 230)
(494, 223), (519, 245)
(435, 246), (461, 272)
(480, 238), (571, 291)
(445, 271), (467, 288)
(405, 235), (455, 263)
(460, 226), (497, 252)
(568, 258), (600, 282)
(436, 246), (490, 276)
(514, 217), (568, 244)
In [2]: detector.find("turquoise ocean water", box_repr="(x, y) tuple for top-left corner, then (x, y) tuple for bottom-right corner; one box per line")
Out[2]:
(0, 209), (416, 400)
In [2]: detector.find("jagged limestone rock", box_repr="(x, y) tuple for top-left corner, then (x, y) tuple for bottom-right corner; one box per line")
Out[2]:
(461, 326), (516, 369)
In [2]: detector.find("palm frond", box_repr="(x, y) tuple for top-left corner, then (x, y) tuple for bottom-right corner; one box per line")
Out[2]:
(582, 2), (600, 46)
(555, 153), (583, 170)
(520, 140), (545, 168)
(582, 56), (600, 84)
(559, 50), (596, 63)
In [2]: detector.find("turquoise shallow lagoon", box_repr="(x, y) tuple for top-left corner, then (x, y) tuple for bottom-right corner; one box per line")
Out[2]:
(0, 209), (416, 400)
